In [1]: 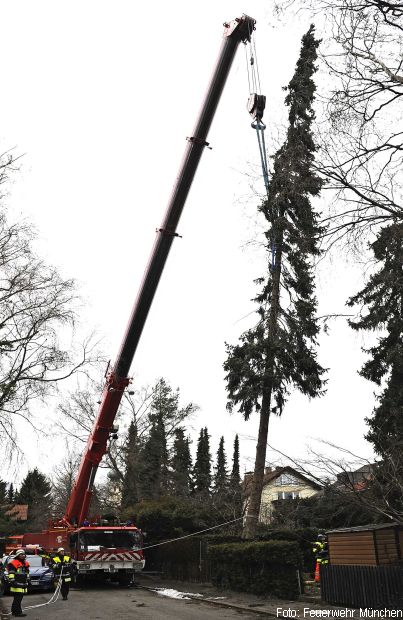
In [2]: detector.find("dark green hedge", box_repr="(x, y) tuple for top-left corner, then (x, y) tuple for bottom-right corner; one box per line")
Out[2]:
(255, 527), (318, 573)
(208, 540), (301, 599)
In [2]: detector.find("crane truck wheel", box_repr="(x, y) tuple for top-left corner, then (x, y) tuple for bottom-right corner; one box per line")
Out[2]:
(118, 574), (133, 587)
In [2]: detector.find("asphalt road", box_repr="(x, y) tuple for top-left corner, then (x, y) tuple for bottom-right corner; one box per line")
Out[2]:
(0, 585), (257, 620)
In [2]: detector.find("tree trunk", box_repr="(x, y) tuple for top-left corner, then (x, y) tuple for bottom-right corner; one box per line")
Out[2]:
(243, 226), (283, 539)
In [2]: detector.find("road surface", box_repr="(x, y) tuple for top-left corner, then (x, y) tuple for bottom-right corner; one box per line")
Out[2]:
(1, 584), (258, 620)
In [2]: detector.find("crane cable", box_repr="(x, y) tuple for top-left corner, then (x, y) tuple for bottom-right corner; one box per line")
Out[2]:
(139, 515), (246, 551)
(245, 30), (269, 197)
(245, 31), (275, 269)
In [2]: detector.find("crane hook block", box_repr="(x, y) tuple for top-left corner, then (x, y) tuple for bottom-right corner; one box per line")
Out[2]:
(247, 93), (266, 122)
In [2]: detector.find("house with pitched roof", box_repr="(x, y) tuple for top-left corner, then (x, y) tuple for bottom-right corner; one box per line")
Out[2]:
(243, 466), (321, 524)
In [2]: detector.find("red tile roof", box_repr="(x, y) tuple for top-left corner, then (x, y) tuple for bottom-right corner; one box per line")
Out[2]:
(5, 504), (28, 521)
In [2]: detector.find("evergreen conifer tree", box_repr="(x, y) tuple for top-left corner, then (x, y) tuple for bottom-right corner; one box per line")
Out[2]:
(7, 483), (14, 504)
(121, 421), (140, 509)
(136, 378), (197, 501)
(171, 428), (192, 497)
(230, 434), (243, 517)
(193, 427), (212, 496)
(224, 26), (325, 537)
(347, 223), (403, 459)
(138, 380), (173, 499)
(0, 480), (7, 505)
(0, 482), (13, 533)
(231, 435), (241, 488)
(213, 437), (229, 495)
(15, 468), (52, 529)
(138, 419), (165, 500)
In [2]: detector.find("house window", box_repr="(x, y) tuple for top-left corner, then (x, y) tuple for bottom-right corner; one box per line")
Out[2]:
(274, 473), (299, 486)
(277, 491), (300, 500)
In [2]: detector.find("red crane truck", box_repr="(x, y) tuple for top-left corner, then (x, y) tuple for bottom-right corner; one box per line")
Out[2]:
(13, 13), (256, 584)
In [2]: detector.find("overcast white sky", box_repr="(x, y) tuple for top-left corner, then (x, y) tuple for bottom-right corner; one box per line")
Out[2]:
(0, 0), (376, 484)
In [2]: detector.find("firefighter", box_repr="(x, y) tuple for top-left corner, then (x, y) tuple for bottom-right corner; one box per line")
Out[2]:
(49, 547), (73, 600)
(7, 549), (30, 617)
(312, 533), (325, 557)
(313, 534), (328, 582)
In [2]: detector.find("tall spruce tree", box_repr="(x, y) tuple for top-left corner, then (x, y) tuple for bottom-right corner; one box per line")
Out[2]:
(213, 437), (229, 495)
(138, 380), (173, 499)
(230, 434), (243, 517)
(0, 480), (7, 505)
(121, 421), (140, 509)
(224, 26), (326, 537)
(347, 223), (403, 460)
(171, 428), (192, 497)
(231, 435), (241, 488)
(193, 427), (212, 496)
(7, 483), (14, 504)
(150, 378), (197, 440)
(136, 378), (197, 501)
(138, 416), (167, 500)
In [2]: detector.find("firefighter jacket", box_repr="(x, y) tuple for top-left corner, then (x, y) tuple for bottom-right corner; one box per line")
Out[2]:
(50, 555), (73, 582)
(312, 541), (324, 558)
(7, 559), (30, 594)
(317, 543), (329, 565)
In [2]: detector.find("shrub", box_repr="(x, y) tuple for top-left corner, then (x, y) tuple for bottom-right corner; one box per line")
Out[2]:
(208, 540), (301, 599)
(255, 527), (318, 573)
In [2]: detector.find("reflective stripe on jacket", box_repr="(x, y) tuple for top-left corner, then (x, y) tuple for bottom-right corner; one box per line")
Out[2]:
(312, 541), (324, 554)
(51, 555), (72, 581)
(52, 555), (71, 564)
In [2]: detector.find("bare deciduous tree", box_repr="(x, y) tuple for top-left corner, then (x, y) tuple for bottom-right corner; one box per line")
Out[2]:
(265, 439), (403, 525)
(51, 451), (81, 517)
(277, 0), (403, 245)
(0, 151), (96, 449)
(57, 373), (152, 484)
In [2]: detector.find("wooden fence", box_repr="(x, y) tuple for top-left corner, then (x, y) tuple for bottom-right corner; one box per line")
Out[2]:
(145, 538), (211, 582)
(321, 564), (403, 609)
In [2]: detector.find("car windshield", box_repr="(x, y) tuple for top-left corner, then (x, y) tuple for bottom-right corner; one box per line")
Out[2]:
(25, 556), (45, 568)
(5, 555), (45, 568)
(79, 530), (142, 550)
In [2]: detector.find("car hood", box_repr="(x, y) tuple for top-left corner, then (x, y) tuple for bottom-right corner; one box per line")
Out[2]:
(29, 567), (52, 577)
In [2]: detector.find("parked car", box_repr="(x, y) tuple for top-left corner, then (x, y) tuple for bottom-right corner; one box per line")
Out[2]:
(2, 554), (54, 593)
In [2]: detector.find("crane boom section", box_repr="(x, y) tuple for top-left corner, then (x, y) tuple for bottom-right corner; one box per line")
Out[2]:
(64, 15), (256, 526)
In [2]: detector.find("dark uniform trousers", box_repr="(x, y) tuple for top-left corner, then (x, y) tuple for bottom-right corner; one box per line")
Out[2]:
(11, 593), (24, 616)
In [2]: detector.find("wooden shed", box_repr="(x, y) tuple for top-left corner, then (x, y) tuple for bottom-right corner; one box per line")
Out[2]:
(327, 523), (402, 566)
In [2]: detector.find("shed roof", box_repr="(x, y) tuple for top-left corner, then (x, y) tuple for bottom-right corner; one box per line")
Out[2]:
(327, 522), (401, 534)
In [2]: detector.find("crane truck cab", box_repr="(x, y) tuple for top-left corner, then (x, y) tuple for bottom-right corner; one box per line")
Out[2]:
(69, 525), (144, 584)
(19, 523), (144, 585)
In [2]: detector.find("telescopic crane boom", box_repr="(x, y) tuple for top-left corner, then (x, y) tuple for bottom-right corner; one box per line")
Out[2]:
(64, 14), (256, 527)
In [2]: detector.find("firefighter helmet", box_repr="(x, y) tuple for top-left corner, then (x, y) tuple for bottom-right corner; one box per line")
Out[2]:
(57, 547), (65, 553)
